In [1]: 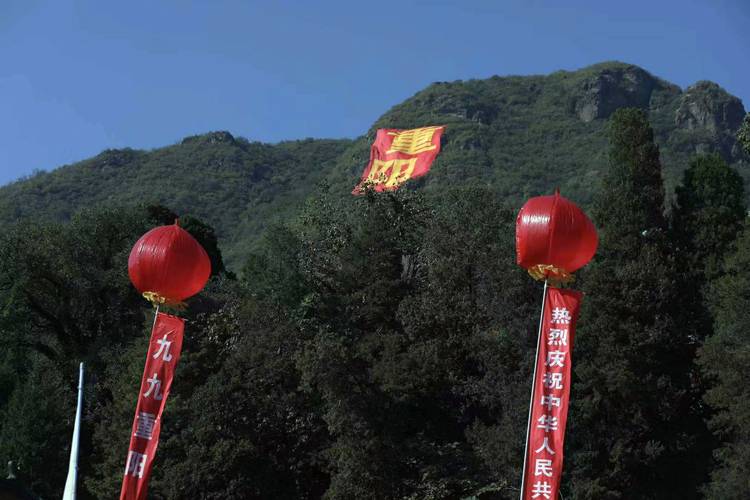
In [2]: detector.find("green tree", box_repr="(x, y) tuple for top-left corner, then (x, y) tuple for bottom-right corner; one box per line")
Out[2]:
(672, 154), (746, 285)
(241, 223), (307, 309)
(180, 214), (228, 277)
(84, 329), (151, 498)
(0, 206), (153, 369)
(0, 356), (73, 498)
(152, 297), (329, 500)
(567, 108), (709, 499)
(291, 189), (429, 499)
(669, 153), (746, 361)
(409, 188), (539, 498)
(699, 226), (750, 499)
(287, 187), (539, 499)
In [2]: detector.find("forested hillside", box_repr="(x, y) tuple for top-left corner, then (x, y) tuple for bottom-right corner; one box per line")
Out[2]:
(0, 135), (351, 268)
(1, 62), (750, 499)
(0, 62), (746, 270)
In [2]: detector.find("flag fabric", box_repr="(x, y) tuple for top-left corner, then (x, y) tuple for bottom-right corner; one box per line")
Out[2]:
(352, 126), (445, 194)
(62, 362), (84, 500)
(120, 312), (185, 500)
(522, 287), (582, 500)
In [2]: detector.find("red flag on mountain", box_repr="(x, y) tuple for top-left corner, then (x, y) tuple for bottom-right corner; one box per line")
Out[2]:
(353, 126), (445, 194)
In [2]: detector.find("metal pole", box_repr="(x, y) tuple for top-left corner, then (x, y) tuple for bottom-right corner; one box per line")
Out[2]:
(152, 304), (161, 330)
(62, 362), (84, 500)
(520, 279), (548, 500)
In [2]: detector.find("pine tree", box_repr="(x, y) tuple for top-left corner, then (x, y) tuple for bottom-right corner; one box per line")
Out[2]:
(667, 154), (747, 499)
(0, 356), (72, 498)
(672, 154), (746, 286)
(698, 226), (750, 499)
(668, 153), (746, 370)
(567, 108), (709, 499)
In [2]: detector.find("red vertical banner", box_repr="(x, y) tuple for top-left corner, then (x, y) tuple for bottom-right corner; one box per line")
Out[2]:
(120, 312), (185, 500)
(522, 287), (582, 500)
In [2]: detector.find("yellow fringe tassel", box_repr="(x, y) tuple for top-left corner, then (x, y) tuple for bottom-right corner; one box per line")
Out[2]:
(527, 264), (575, 286)
(142, 291), (187, 310)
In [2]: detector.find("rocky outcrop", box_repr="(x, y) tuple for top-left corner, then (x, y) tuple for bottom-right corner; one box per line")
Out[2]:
(181, 131), (236, 145)
(416, 84), (498, 125)
(92, 148), (139, 168)
(574, 65), (656, 122)
(675, 81), (745, 133)
(675, 81), (746, 158)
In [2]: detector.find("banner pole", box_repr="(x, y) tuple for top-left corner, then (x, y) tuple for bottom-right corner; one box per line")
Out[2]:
(62, 362), (84, 500)
(152, 304), (160, 329)
(520, 279), (548, 499)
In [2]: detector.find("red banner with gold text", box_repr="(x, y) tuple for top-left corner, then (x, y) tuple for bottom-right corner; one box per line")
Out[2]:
(120, 312), (185, 500)
(352, 126), (445, 194)
(522, 287), (582, 500)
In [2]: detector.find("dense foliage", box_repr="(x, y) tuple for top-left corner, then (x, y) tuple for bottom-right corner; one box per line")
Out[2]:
(567, 109), (713, 498)
(673, 154), (746, 289)
(699, 227), (750, 499)
(1, 105), (748, 498)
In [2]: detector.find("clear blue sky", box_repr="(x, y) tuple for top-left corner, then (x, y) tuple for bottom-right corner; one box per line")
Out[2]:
(1, 0), (748, 186)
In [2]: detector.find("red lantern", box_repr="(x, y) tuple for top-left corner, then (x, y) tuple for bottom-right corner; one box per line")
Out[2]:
(515, 191), (598, 283)
(128, 221), (211, 305)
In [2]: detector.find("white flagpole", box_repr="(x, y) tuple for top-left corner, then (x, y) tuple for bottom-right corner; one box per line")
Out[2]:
(62, 362), (84, 500)
(520, 280), (548, 499)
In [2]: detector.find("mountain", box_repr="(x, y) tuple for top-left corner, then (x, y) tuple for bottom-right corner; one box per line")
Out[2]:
(0, 61), (746, 269)
(0, 134), (352, 268)
(325, 62), (747, 203)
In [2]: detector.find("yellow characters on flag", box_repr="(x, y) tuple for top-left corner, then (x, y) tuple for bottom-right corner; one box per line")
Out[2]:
(353, 126), (445, 194)
(387, 126), (442, 155)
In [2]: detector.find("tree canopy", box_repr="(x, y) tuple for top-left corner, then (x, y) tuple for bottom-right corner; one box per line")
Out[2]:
(0, 107), (747, 499)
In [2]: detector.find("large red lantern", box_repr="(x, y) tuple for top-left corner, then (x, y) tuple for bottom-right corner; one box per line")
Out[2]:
(128, 221), (211, 305)
(515, 190), (597, 283)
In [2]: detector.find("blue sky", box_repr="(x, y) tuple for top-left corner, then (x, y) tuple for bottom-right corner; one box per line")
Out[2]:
(1, 0), (748, 186)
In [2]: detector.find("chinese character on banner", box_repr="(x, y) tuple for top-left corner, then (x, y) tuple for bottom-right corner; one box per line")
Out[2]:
(522, 287), (582, 500)
(124, 451), (147, 478)
(352, 126), (445, 194)
(120, 313), (185, 500)
(133, 412), (156, 440)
